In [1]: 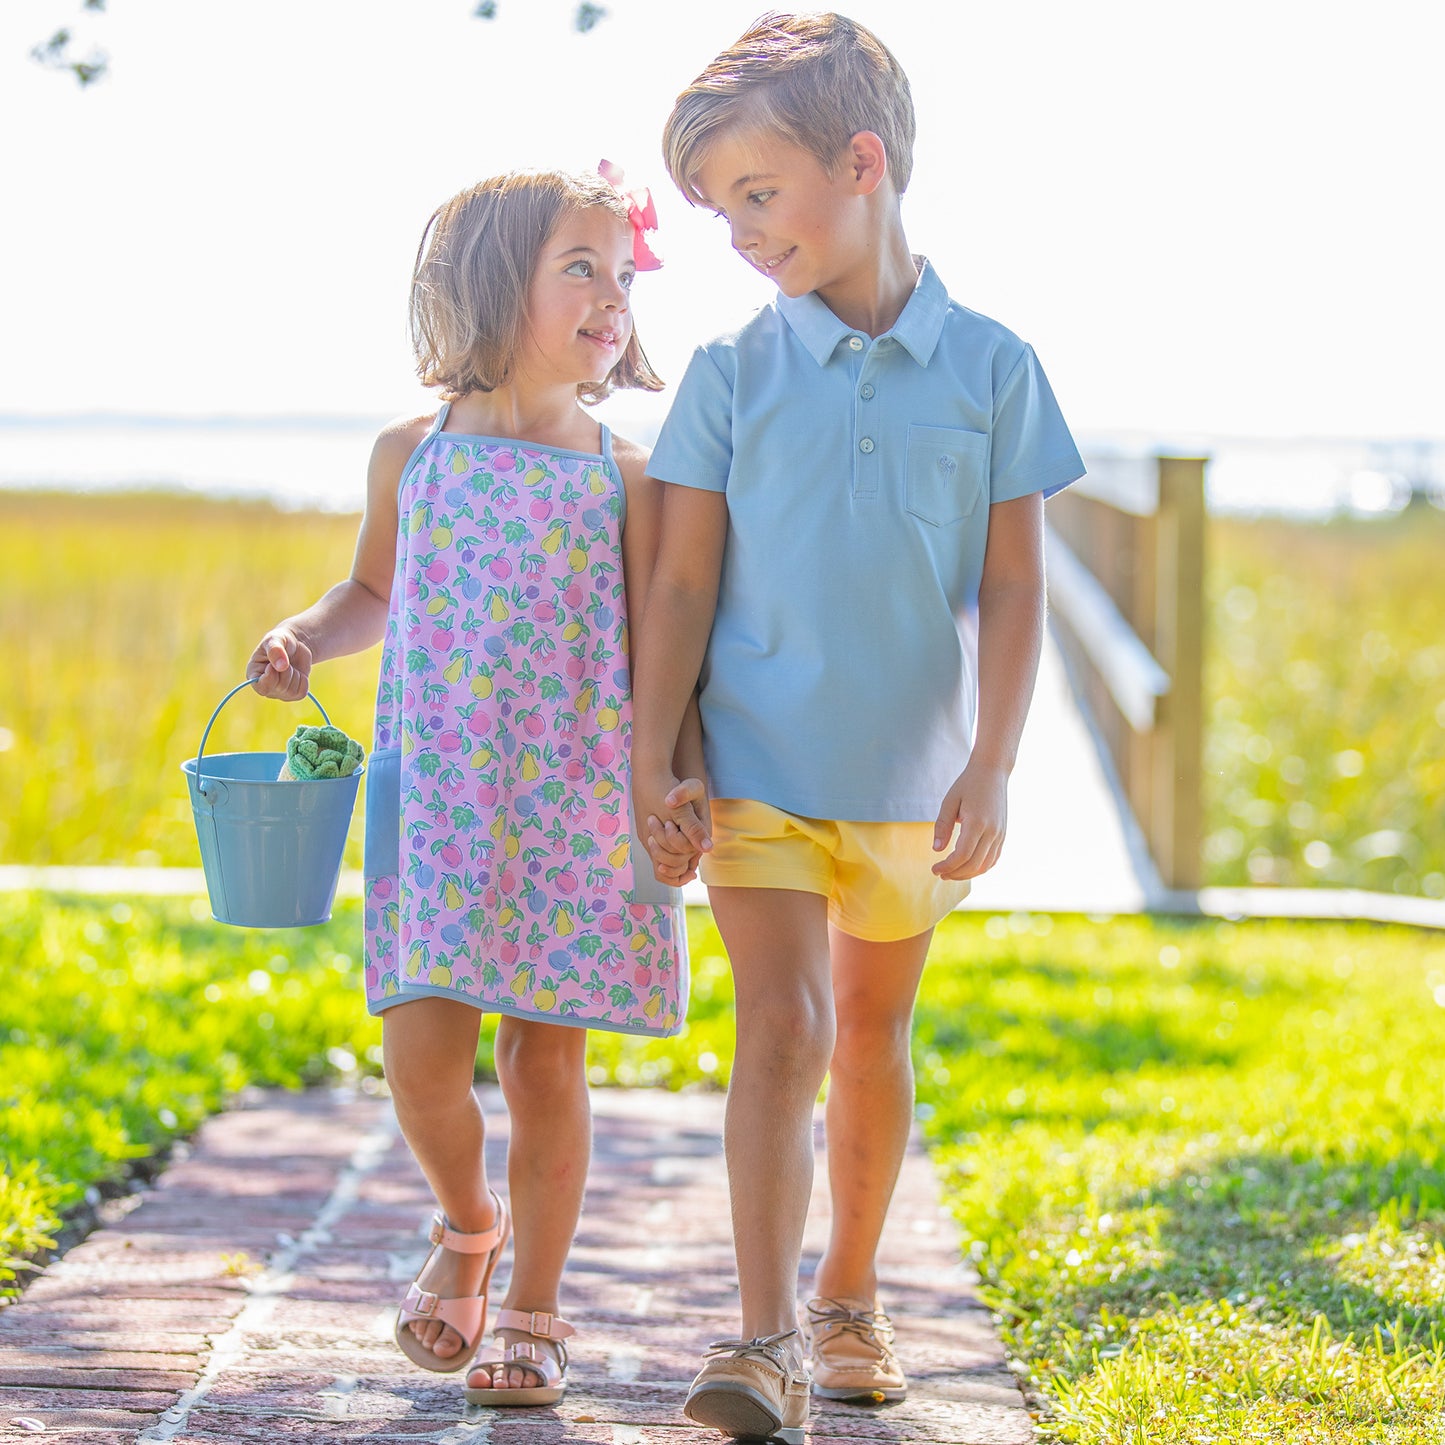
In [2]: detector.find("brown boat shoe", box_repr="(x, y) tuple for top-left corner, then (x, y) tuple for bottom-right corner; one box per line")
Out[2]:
(683, 1328), (809, 1443)
(803, 1296), (907, 1402)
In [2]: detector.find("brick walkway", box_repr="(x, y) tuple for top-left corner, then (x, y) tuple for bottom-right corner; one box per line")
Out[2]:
(0, 1087), (1032, 1444)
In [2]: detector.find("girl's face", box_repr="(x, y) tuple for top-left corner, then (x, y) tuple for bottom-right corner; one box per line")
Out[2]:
(518, 205), (637, 388)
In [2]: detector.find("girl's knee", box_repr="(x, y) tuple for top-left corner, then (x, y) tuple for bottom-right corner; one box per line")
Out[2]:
(494, 1018), (587, 1098)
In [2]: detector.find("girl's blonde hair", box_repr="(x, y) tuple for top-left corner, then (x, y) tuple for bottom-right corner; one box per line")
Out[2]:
(664, 11), (916, 206)
(410, 170), (663, 404)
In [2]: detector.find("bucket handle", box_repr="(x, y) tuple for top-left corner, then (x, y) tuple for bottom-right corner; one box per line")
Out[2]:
(194, 678), (333, 798)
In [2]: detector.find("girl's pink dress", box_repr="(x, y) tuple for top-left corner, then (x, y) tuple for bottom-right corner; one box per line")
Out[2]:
(362, 406), (688, 1036)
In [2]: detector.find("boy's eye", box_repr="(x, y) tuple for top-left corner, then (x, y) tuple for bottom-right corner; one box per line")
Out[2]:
(748, 190), (776, 206)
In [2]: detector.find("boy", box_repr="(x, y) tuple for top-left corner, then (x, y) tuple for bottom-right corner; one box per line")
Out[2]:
(632, 12), (1084, 1442)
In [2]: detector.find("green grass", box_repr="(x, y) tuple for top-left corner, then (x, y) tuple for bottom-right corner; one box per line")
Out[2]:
(6, 896), (1443, 1440)
(1205, 506), (1445, 897)
(0, 895), (735, 1296)
(914, 911), (1445, 1442)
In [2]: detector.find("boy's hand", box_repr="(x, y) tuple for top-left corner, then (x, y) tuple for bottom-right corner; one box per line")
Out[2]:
(247, 628), (313, 701)
(932, 761), (1008, 880)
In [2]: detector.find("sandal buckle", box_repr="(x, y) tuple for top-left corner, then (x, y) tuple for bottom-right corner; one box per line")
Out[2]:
(412, 1289), (439, 1316)
(525, 1310), (554, 1337)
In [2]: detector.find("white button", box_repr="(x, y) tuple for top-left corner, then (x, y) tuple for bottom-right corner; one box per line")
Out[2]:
(859, 437), (875, 454)
(848, 335), (864, 351)
(860, 383), (875, 400)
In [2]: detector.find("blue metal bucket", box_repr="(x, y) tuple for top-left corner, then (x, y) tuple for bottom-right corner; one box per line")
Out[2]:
(181, 679), (363, 928)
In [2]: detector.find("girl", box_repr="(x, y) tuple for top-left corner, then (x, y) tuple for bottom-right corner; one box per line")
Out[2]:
(246, 168), (699, 1406)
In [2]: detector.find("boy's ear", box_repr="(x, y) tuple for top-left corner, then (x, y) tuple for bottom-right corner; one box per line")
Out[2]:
(846, 130), (889, 196)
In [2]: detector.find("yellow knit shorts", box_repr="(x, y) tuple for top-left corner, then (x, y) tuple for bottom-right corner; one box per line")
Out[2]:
(699, 797), (971, 942)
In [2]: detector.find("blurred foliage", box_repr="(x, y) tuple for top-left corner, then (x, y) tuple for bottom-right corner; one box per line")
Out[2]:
(1205, 505), (1445, 897)
(0, 895), (729, 1300)
(915, 910), (1445, 1441)
(31, 1), (608, 86)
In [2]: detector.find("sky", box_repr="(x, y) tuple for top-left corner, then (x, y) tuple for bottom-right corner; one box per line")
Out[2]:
(2, 0), (1442, 443)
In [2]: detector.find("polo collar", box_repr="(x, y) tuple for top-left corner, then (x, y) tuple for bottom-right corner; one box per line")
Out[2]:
(777, 257), (948, 367)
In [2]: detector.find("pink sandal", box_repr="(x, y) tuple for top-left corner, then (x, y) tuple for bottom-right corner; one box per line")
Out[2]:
(394, 1194), (509, 1373)
(464, 1307), (576, 1406)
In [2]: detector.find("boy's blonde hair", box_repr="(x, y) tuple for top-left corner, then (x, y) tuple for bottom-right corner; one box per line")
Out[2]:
(410, 170), (663, 404)
(663, 11), (915, 206)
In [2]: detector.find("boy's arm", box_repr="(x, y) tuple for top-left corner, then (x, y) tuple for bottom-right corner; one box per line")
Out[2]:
(631, 483), (728, 863)
(932, 491), (1045, 879)
(248, 419), (420, 698)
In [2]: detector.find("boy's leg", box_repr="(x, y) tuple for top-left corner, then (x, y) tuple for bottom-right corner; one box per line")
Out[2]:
(383, 997), (499, 1361)
(707, 886), (837, 1339)
(684, 885), (830, 1440)
(813, 925), (933, 1304)
(472, 1016), (591, 1391)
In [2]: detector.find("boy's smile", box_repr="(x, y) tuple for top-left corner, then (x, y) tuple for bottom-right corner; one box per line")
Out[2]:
(692, 132), (872, 306)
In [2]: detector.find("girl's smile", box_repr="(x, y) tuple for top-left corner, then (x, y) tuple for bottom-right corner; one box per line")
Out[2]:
(520, 208), (637, 386)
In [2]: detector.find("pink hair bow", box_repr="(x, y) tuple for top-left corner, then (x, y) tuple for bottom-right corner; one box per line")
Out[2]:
(599, 158), (662, 271)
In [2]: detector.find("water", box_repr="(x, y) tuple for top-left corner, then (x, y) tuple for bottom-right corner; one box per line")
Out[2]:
(2, 413), (1443, 516)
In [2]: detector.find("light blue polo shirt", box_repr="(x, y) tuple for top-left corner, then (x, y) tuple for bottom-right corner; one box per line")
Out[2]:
(648, 259), (1084, 821)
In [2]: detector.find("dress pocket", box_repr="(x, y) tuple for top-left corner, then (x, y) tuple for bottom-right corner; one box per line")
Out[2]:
(363, 746), (401, 880)
(905, 425), (989, 527)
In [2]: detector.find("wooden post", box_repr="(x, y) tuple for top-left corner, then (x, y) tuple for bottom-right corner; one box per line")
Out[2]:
(1152, 457), (1206, 889)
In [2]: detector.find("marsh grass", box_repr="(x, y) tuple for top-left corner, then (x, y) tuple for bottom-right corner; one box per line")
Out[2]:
(4, 491), (1443, 896)
(0, 491), (377, 866)
(1206, 506), (1445, 897)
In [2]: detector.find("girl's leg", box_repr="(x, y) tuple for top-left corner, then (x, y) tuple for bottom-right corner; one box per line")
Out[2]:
(812, 926), (933, 1304)
(707, 887), (836, 1340)
(472, 1015), (591, 1391)
(383, 997), (498, 1361)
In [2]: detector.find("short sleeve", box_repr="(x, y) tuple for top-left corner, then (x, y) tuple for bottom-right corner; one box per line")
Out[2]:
(646, 346), (734, 493)
(989, 344), (1085, 502)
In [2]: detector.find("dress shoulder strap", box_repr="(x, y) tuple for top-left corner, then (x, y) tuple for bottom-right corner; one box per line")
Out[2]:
(598, 424), (627, 526)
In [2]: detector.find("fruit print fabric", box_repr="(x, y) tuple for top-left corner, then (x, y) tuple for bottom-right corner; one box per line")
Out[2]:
(362, 419), (688, 1036)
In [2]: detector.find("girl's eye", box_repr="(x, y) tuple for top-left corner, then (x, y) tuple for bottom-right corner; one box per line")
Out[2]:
(748, 190), (776, 206)
(565, 260), (593, 277)
(619, 272), (636, 291)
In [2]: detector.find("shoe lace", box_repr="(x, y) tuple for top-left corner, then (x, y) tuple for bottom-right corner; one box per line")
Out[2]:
(703, 1328), (803, 1372)
(806, 1297), (894, 1344)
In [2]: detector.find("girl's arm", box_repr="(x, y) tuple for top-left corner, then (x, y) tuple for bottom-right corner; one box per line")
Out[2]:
(931, 490), (1046, 880)
(247, 416), (427, 700)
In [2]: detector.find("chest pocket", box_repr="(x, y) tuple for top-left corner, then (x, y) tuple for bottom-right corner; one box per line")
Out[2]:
(905, 425), (989, 527)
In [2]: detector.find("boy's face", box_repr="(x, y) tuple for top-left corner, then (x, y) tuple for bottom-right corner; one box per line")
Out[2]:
(692, 130), (869, 303)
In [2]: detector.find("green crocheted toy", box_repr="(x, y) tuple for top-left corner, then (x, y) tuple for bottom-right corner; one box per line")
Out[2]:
(277, 725), (365, 781)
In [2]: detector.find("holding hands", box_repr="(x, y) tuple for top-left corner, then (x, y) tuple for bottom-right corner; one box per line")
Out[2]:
(637, 772), (712, 887)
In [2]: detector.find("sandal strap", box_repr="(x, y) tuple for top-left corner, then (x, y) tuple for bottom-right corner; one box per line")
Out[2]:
(493, 1307), (576, 1341)
(428, 1206), (504, 1254)
(398, 1283), (487, 1339)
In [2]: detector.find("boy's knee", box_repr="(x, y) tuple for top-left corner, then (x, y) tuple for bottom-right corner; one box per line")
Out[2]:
(739, 989), (835, 1078)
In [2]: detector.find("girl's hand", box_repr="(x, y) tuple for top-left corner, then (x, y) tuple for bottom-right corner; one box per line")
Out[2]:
(247, 627), (313, 701)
